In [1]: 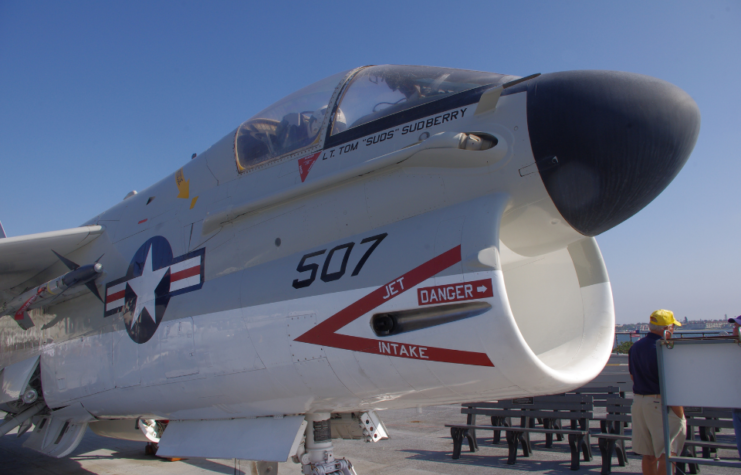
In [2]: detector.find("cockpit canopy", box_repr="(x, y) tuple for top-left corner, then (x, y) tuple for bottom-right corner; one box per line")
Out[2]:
(234, 70), (348, 173)
(234, 65), (514, 173)
(330, 65), (511, 135)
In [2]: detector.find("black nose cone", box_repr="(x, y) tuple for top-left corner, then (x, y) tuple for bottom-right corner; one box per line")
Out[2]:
(508, 70), (700, 236)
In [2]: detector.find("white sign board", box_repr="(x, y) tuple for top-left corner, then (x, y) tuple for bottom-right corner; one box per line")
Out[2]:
(659, 339), (741, 408)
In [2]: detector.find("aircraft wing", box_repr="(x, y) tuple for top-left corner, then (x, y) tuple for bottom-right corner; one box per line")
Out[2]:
(0, 225), (104, 293)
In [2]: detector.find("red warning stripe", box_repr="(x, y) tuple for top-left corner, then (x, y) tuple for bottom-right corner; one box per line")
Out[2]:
(295, 245), (494, 367)
(171, 265), (200, 282)
(106, 290), (125, 303)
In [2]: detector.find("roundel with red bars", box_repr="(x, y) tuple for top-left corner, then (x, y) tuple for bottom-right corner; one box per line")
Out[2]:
(103, 236), (205, 344)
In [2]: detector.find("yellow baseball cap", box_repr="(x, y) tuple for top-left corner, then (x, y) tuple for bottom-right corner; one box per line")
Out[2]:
(650, 309), (681, 326)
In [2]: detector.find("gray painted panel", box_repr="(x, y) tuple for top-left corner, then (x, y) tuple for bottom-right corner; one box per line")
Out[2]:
(160, 317), (198, 379)
(195, 309), (265, 376)
(42, 330), (115, 407)
(112, 330), (140, 388)
(156, 416), (306, 461)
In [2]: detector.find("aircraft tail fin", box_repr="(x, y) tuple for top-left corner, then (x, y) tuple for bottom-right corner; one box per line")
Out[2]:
(0, 221), (6, 239)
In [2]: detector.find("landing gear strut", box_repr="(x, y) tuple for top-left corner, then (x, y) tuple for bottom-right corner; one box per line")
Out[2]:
(144, 442), (158, 456)
(297, 413), (357, 475)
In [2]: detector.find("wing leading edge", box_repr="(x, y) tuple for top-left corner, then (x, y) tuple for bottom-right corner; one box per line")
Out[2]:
(0, 225), (104, 294)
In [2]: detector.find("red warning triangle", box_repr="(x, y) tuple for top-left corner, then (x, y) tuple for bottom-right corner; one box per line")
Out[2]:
(294, 245), (494, 367)
(298, 152), (321, 182)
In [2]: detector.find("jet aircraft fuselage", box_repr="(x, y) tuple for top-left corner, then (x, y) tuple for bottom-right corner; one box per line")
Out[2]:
(0, 65), (700, 467)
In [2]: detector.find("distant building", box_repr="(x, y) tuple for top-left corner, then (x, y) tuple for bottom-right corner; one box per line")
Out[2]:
(617, 318), (732, 332)
(706, 321), (727, 329)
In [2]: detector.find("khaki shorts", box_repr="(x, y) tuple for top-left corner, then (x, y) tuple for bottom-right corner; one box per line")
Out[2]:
(632, 394), (686, 458)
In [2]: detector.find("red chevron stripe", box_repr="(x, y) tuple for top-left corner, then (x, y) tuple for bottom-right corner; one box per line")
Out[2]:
(295, 245), (494, 367)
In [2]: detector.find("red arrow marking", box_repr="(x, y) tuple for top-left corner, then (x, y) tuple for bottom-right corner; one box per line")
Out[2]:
(298, 152), (321, 182)
(295, 245), (494, 367)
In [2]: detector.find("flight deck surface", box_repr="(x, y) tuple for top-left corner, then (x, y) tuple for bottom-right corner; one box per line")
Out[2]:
(2, 404), (738, 475)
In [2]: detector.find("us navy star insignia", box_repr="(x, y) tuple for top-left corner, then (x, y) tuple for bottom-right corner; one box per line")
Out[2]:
(125, 245), (168, 326)
(104, 236), (206, 344)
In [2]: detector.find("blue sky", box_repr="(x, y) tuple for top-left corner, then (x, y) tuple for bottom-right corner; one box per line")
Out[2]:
(0, 1), (739, 323)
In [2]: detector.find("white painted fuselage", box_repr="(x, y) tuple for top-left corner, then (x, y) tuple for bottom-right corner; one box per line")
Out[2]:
(0, 66), (699, 461)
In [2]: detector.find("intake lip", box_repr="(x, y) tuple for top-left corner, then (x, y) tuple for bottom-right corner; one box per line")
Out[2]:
(505, 70), (701, 236)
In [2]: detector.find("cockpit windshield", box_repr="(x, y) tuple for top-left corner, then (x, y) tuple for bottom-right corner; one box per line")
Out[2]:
(235, 70), (348, 172)
(332, 65), (515, 135)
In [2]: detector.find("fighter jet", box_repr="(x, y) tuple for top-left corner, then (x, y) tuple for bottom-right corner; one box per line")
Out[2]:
(0, 65), (699, 474)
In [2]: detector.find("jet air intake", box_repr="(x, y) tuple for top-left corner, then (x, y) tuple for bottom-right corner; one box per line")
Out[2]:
(508, 70), (701, 237)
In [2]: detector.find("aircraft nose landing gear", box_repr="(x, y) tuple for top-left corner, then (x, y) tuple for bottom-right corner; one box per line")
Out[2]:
(298, 413), (357, 475)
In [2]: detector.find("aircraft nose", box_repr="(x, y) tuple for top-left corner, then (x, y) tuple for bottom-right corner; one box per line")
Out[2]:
(512, 70), (700, 236)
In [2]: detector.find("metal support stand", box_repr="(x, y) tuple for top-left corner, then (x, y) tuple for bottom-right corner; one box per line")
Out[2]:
(299, 413), (357, 475)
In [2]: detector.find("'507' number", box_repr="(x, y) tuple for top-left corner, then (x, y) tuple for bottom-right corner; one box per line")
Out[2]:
(292, 233), (387, 289)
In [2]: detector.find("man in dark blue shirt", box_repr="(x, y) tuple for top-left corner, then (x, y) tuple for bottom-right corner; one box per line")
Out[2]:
(629, 309), (685, 475)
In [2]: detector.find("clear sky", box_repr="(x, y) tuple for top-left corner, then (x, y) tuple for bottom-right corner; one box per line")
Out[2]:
(0, 1), (739, 324)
